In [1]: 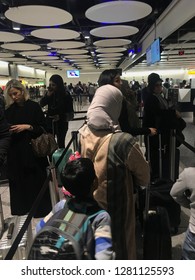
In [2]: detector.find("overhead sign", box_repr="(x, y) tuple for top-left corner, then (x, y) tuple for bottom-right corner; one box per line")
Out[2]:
(178, 50), (184, 55)
(188, 70), (195, 75)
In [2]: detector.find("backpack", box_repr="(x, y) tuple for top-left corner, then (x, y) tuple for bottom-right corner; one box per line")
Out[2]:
(28, 206), (104, 260)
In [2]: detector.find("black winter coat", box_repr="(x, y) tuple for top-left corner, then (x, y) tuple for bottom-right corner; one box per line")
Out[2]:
(5, 100), (52, 217)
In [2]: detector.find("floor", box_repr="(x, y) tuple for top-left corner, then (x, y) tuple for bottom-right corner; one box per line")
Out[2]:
(0, 98), (194, 260)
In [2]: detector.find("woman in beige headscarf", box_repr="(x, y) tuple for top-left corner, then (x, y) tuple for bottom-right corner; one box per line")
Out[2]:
(79, 69), (150, 259)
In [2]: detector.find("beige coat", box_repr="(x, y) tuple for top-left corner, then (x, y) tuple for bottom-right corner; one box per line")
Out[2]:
(79, 124), (150, 259)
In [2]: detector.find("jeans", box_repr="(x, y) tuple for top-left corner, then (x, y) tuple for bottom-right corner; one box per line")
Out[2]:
(182, 227), (195, 260)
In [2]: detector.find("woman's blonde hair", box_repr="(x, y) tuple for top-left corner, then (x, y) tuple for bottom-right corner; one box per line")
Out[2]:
(4, 79), (29, 108)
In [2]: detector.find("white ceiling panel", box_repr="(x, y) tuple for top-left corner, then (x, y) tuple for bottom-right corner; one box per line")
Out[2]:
(5, 5), (72, 26)
(85, 1), (152, 23)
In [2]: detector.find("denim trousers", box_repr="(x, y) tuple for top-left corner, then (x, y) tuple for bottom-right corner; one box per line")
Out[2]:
(182, 227), (195, 260)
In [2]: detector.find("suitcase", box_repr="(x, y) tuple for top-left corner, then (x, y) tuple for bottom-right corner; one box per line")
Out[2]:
(52, 148), (73, 187)
(143, 206), (172, 260)
(147, 132), (181, 227)
(0, 215), (33, 260)
(149, 179), (181, 233)
(142, 134), (172, 260)
(138, 179), (181, 234)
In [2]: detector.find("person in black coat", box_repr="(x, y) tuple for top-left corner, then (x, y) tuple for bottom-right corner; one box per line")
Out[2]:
(4, 79), (52, 218)
(119, 79), (157, 137)
(143, 73), (186, 180)
(0, 107), (10, 167)
(40, 74), (74, 148)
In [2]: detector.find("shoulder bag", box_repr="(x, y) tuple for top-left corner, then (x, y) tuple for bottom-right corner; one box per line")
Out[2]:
(31, 127), (58, 157)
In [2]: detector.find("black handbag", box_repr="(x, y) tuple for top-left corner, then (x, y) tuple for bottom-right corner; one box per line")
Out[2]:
(31, 128), (58, 157)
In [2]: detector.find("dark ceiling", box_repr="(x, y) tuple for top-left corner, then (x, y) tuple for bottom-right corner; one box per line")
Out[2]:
(1, 0), (193, 71)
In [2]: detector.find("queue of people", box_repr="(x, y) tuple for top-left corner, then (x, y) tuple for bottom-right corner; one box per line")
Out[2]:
(0, 70), (193, 260)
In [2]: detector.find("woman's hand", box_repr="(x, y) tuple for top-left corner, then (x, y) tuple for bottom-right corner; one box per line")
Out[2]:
(47, 87), (54, 96)
(175, 110), (181, 118)
(9, 124), (32, 133)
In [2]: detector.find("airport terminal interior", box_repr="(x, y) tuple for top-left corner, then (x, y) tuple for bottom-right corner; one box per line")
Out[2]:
(0, 0), (194, 260)
(0, 98), (194, 260)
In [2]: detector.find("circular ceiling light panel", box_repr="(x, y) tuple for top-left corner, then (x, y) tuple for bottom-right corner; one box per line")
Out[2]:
(1, 57), (27, 62)
(85, 1), (152, 23)
(64, 54), (91, 59)
(47, 60), (64, 64)
(42, 60), (60, 63)
(76, 62), (94, 65)
(94, 38), (131, 47)
(58, 49), (88, 55)
(19, 51), (50, 56)
(31, 28), (80, 40)
(99, 58), (120, 61)
(25, 61), (38, 64)
(100, 63), (117, 67)
(47, 41), (85, 49)
(33, 56), (59, 60)
(1, 43), (40, 51)
(67, 60), (93, 64)
(90, 25), (138, 38)
(97, 53), (123, 57)
(96, 47), (127, 53)
(5, 5), (72, 26)
(50, 63), (67, 66)
(0, 52), (15, 58)
(0, 31), (24, 42)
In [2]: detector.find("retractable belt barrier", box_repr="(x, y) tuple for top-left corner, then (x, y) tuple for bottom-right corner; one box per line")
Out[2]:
(175, 133), (195, 154)
(4, 131), (79, 260)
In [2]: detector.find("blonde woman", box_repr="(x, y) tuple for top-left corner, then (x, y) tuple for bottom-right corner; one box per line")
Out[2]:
(4, 79), (52, 218)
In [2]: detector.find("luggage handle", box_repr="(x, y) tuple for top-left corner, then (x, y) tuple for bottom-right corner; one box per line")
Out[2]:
(7, 223), (15, 239)
(145, 132), (163, 218)
(0, 194), (4, 237)
(144, 136), (151, 219)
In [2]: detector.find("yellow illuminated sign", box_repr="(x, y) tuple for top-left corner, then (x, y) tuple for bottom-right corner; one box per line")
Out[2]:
(188, 70), (195, 74)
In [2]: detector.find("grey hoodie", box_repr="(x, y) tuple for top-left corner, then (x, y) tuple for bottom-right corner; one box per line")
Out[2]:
(170, 167), (195, 233)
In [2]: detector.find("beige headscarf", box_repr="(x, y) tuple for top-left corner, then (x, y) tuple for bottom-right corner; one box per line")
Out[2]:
(87, 84), (123, 132)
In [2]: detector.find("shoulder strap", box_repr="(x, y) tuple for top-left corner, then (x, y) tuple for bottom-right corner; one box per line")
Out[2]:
(88, 209), (105, 221)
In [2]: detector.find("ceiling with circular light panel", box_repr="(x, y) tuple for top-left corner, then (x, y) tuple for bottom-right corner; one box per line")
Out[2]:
(33, 56), (59, 61)
(97, 53), (123, 57)
(0, 0), (190, 71)
(90, 25), (139, 38)
(47, 41), (85, 49)
(0, 52), (15, 58)
(85, 1), (152, 23)
(19, 51), (51, 57)
(2, 57), (27, 62)
(0, 31), (24, 42)
(96, 47), (127, 53)
(1, 43), (40, 51)
(64, 55), (91, 59)
(31, 28), (80, 40)
(57, 49), (88, 55)
(5, 5), (72, 26)
(94, 38), (131, 47)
